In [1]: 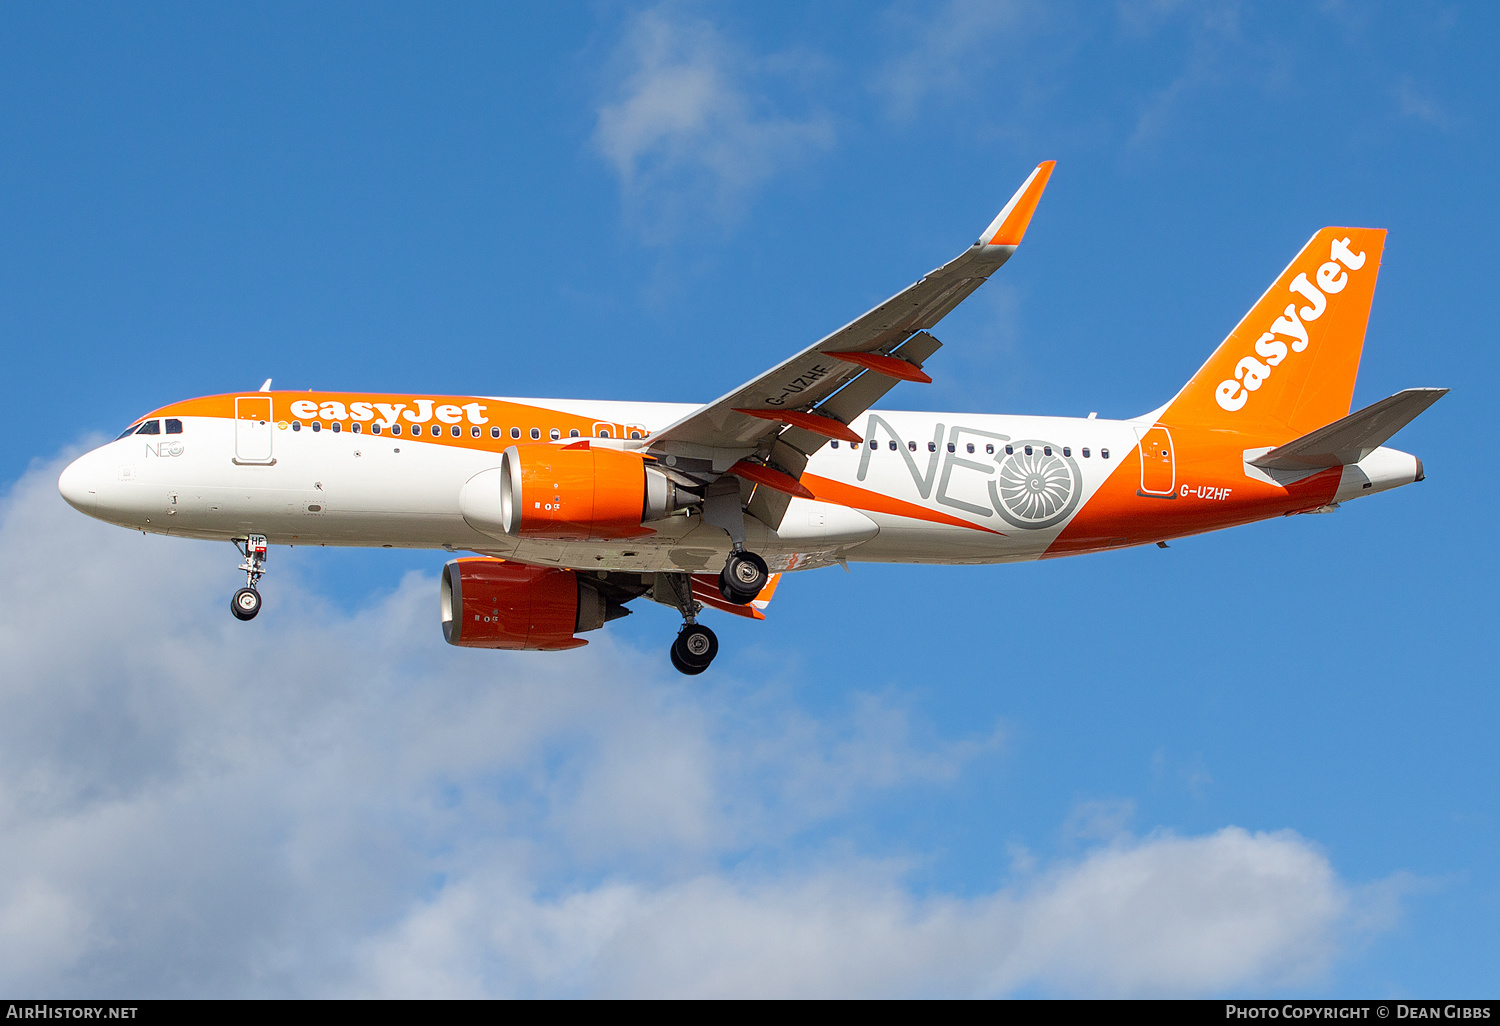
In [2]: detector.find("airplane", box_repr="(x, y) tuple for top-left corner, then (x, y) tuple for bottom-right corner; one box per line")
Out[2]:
(57, 162), (1446, 675)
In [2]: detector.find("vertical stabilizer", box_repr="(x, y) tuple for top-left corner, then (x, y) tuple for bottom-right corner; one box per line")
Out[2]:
(1163, 227), (1386, 437)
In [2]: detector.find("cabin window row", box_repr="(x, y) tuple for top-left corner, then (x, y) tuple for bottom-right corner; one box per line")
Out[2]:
(828, 439), (1108, 459)
(286, 421), (644, 441)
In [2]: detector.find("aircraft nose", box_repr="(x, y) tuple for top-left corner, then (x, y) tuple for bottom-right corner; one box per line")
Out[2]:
(58, 453), (99, 512)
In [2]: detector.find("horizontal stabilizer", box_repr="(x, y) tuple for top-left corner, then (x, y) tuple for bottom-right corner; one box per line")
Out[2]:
(1249, 387), (1448, 471)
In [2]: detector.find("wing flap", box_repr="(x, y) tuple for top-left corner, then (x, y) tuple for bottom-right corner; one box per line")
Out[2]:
(689, 571), (781, 620)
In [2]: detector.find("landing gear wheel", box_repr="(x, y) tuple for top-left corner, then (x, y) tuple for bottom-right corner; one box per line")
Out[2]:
(671, 623), (718, 674)
(718, 551), (769, 605)
(670, 645), (706, 676)
(231, 587), (262, 621)
(232, 535), (269, 621)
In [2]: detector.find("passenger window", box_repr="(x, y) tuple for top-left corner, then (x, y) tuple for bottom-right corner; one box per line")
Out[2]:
(509, 427), (519, 439)
(1023, 445), (1032, 455)
(1043, 446), (1050, 456)
(1005, 445), (1013, 455)
(868, 440), (878, 450)
(312, 422), (321, 433)
(1062, 447), (1070, 457)
(331, 422), (341, 433)
(136, 420), (161, 435)
(450, 425), (460, 437)
(1082, 448), (1089, 458)
(351, 423), (361, 434)
(985, 444), (993, 454)
(889, 440), (898, 451)
(292, 421), (302, 432)
(966, 443), (975, 453)
(830, 440), (839, 448)
(165, 418), (183, 434)
(630, 430), (642, 439)
(569, 428), (581, 438)
(928, 441), (936, 453)
(947, 442), (956, 453)
(391, 424), (401, 435)
(469, 426), (479, 438)
(549, 429), (561, 440)
(371, 423), (381, 435)
(1102, 448), (1110, 459)
(530, 428), (541, 440)
(600, 430), (611, 439)
(908, 441), (917, 452)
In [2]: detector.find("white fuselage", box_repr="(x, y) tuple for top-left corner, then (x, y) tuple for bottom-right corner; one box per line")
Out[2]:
(57, 395), (1418, 577)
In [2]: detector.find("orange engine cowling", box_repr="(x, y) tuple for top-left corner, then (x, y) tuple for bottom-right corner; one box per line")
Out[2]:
(441, 558), (618, 650)
(497, 442), (681, 540)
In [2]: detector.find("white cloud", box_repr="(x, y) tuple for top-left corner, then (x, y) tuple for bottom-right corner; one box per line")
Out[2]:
(349, 825), (1360, 998)
(1394, 76), (1455, 130)
(0, 450), (1400, 995)
(593, 6), (833, 235)
(874, 0), (1043, 121)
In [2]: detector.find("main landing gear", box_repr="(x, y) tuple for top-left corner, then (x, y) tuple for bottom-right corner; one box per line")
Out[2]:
(671, 623), (719, 676)
(718, 549), (768, 605)
(701, 477), (768, 607)
(667, 549), (760, 674)
(655, 571), (720, 675)
(230, 534), (268, 621)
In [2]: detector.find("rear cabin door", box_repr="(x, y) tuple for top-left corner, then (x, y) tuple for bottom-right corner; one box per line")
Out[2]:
(1136, 425), (1176, 497)
(235, 396), (274, 463)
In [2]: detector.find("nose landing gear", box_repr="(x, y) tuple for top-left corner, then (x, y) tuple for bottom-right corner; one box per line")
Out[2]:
(230, 535), (268, 621)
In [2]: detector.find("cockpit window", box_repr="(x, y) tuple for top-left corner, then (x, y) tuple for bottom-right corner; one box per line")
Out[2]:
(135, 420), (161, 435)
(165, 419), (183, 434)
(116, 425), (140, 440)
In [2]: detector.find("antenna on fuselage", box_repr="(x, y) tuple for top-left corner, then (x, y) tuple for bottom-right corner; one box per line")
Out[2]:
(258, 378), (272, 392)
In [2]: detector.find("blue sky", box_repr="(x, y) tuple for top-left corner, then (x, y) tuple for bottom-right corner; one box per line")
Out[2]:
(1, 1), (1495, 997)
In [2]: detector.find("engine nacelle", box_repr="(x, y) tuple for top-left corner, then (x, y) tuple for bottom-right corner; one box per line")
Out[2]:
(459, 442), (688, 542)
(441, 558), (618, 650)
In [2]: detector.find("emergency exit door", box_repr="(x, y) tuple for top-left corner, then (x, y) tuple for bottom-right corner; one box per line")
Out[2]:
(1136, 425), (1176, 497)
(234, 396), (274, 464)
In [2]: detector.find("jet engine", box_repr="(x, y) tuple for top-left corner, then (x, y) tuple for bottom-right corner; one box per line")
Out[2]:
(459, 442), (692, 541)
(440, 557), (627, 650)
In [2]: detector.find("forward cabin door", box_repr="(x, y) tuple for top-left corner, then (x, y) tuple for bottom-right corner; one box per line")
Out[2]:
(1135, 425), (1176, 497)
(234, 396), (275, 464)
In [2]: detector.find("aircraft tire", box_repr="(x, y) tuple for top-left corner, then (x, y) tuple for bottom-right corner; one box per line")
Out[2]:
(231, 587), (262, 621)
(670, 645), (707, 676)
(718, 551), (768, 605)
(672, 623), (718, 673)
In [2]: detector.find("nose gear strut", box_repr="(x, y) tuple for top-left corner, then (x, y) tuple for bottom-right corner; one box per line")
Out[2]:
(230, 534), (268, 621)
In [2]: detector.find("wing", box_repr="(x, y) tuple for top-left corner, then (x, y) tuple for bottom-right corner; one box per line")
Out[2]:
(643, 162), (1055, 526)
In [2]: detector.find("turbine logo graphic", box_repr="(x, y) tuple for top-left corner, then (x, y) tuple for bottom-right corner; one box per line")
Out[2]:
(990, 440), (1081, 530)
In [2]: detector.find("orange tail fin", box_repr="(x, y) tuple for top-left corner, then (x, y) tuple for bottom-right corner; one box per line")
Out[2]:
(1163, 227), (1387, 437)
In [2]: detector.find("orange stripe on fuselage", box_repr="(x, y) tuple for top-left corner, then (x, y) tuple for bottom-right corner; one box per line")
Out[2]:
(1043, 421), (1341, 557)
(800, 473), (1004, 534)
